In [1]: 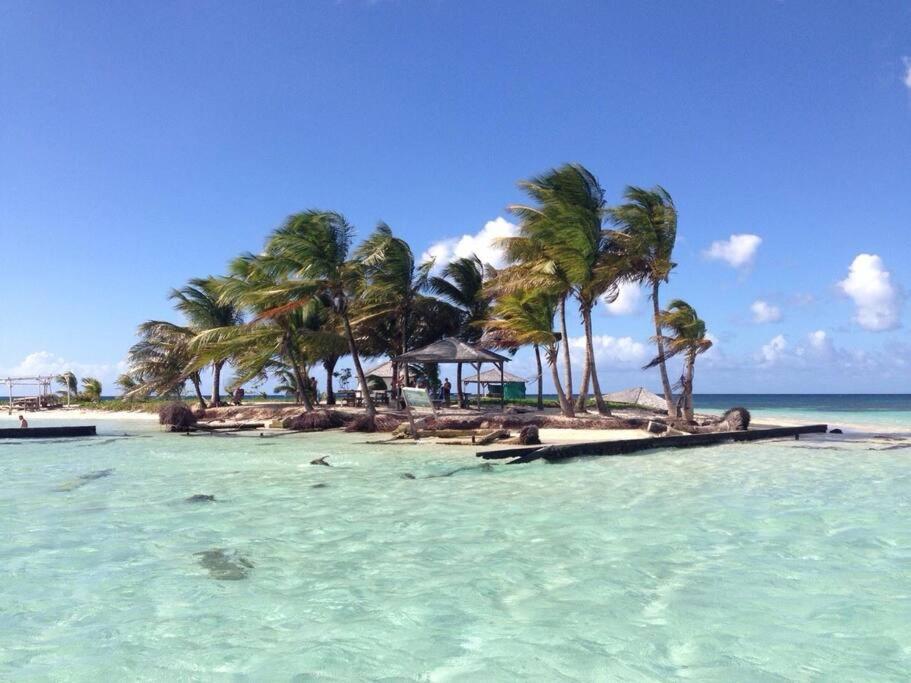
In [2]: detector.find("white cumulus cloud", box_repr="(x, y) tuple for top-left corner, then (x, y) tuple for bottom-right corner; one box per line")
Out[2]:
(703, 234), (762, 268)
(421, 217), (519, 270)
(602, 281), (644, 316)
(0, 351), (126, 389)
(837, 254), (901, 331)
(568, 335), (649, 367)
(751, 300), (782, 323)
(903, 57), (911, 91)
(758, 334), (787, 365)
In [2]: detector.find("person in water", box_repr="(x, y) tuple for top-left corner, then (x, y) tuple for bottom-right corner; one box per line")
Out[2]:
(18, 415), (28, 428)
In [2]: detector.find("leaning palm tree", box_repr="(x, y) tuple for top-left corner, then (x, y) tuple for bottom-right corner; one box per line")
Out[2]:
(80, 377), (102, 402)
(170, 277), (243, 407)
(428, 254), (492, 406)
(128, 321), (206, 406)
(644, 299), (712, 421)
(258, 210), (377, 427)
(483, 290), (574, 417)
(610, 186), (678, 414)
(507, 164), (618, 414)
(115, 372), (145, 399)
(353, 223), (434, 357)
(55, 371), (78, 403)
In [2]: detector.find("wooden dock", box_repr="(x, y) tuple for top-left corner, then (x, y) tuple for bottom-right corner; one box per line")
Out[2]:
(477, 424), (829, 464)
(0, 425), (97, 439)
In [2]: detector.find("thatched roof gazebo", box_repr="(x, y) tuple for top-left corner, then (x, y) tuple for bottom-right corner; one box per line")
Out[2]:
(391, 337), (511, 410)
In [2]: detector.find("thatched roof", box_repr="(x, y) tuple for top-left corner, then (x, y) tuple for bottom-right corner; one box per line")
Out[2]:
(462, 368), (528, 384)
(603, 387), (667, 410)
(392, 337), (510, 364)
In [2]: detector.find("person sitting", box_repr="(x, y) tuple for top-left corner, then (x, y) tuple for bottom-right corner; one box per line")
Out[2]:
(19, 415), (28, 428)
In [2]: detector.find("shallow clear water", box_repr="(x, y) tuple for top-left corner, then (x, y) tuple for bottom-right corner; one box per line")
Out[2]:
(2, 415), (911, 680)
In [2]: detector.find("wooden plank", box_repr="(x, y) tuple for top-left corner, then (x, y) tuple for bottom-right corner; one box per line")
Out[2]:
(475, 424), (829, 464)
(0, 425), (97, 439)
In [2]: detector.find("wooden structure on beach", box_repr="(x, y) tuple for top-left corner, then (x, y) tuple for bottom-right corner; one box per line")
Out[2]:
(0, 425), (96, 439)
(4, 375), (63, 413)
(477, 424), (829, 464)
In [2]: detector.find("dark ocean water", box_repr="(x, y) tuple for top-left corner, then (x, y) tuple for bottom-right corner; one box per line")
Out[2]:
(692, 394), (911, 413)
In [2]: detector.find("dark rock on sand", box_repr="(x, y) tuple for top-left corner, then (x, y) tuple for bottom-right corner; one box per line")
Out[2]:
(186, 494), (216, 503)
(195, 548), (254, 581)
(517, 425), (541, 445)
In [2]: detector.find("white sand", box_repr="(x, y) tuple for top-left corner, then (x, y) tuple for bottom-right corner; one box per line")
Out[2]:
(6, 407), (159, 422)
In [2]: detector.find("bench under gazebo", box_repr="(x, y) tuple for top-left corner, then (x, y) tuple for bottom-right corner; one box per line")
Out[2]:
(390, 337), (512, 411)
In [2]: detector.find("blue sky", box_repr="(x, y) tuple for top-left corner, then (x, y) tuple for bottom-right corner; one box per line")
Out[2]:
(1, 0), (909, 394)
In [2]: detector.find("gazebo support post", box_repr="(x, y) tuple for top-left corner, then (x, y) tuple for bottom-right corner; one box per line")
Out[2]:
(499, 361), (504, 412)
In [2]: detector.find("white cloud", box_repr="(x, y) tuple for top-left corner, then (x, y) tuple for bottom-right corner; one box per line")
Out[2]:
(602, 281), (644, 316)
(703, 234), (762, 268)
(568, 335), (649, 367)
(758, 334), (787, 365)
(750, 299), (782, 323)
(807, 329), (829, 352)
(421, 217), (519, 270)
(0, 351), (126, 390)
(903, 57), (911, 91)
(837, 254), (901, 331)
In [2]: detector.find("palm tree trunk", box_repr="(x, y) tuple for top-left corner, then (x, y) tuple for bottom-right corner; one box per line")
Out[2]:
(284, 340), (313, 411)
(652, 281), (675, 415)
(456, 362), (463, 407)
(575, 352), (590, 412)
(559, 296), (573, 402)
(548, 345), (574, 417)
(190, 373), (207, 409)
(342, 313), (376, 423)
(210, 360), (224, 407)
(323, 356), (337, 405)
(684, 352), (696, 421)
(582, 307), (610, 415)
(533, 344), (543, 411)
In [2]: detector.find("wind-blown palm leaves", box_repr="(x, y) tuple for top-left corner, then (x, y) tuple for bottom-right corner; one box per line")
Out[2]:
(55, 372), (78, 402)
(170, 277), (243, 407)
(255, 210), (378, 426)
(80, 377), (102, 402)
(610, 186), (678, 414)
(428, 254), (492, 406)
(505, 163), (619, 414)
(127, 321), (206, 405)
(645, 299), (712, 421)
(484, 289), (574, 417)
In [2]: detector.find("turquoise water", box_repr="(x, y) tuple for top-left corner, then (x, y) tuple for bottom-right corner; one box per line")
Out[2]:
(2, 414), (911, 679)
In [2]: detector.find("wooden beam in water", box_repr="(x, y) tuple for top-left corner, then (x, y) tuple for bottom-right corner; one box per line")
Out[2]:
(0, 425), (97, 439)
(476, 424), (829, 464)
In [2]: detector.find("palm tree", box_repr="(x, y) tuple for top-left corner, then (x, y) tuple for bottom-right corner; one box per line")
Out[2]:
(645, 299), (712, 421)
(428, 254), (492, 407)
(115, 372), (144, 398)
(80, 377), (102, 402)
(170, 277), (243, 407)
(55, 371), (78, 404)
(508, 163), (618, 414)
(128, 321), (206, 406)
(259, 210), (377, 427)
(214, 253), (346, 411)
(484, 290), (574, 417)
(610, 186), (678, 414)
(353, 223), (434, 357)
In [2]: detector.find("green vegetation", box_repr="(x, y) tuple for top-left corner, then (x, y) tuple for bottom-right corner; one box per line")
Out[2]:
(118, 163), (710, 423)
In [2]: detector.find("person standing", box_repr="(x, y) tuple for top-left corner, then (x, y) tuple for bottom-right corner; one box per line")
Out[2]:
(442, 378), (452, 407)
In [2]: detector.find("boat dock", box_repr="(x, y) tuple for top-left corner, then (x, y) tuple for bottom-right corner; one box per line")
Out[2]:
(0, 425), (97, 439)
(477, 424), (829, 464)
